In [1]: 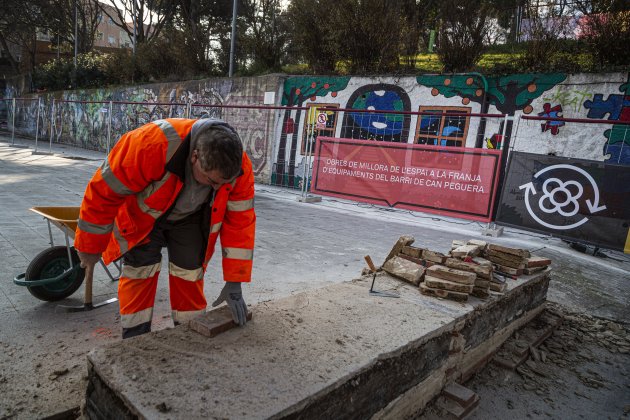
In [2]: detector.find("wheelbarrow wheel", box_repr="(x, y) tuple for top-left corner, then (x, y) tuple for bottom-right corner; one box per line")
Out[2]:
(25, 246), (85, 301)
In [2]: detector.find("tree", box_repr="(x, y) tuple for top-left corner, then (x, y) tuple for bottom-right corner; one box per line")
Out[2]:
(435, 0), (492, 72)
(517, 0), (577, 71)
(334, 0), (407, 73)
(285, 0), (340, 73)
(240, 0), (288, 72)
(45, 0), (100, 54)
(0, 0), (100, 74)
(171, 0), (235, 74)
(400, 0), (439, 68)
(97, 0), (175, 46)
(573, 0), (630, 67)
(0, 0), (37, 73)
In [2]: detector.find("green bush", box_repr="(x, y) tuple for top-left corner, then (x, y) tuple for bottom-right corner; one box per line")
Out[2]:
(32, 52), (110, 91)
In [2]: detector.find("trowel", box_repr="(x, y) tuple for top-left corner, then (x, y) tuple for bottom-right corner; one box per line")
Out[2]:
(59, 264), (117, 312)
(364, 255), (400, 298)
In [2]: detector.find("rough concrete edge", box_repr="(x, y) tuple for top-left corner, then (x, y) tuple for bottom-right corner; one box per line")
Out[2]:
(458, 304), (545, 383)
(370, 364), (449, 420)
(85, 356), (145, 420)
(269, 319), (458, 419)
(369, 277), (550, 420)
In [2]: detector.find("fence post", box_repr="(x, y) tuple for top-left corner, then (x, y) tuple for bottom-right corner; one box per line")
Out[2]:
(619, 125), (627, 165)
(301, 107), (313, 198)
(11, 98), (16, 146)
(186, 102), (191, 119)
(511, 114), (522, 151)
(107, 100), (113, 154)
(49, 99), (55, 153)
(501, 114), (509, 147)
(298, 106), (322, 203)
(34, 97), (41, 152)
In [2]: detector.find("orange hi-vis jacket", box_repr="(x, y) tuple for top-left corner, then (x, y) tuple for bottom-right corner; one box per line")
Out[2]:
(74, 118), (256, 282)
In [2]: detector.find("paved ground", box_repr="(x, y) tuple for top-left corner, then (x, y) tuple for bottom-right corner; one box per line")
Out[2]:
(0, 134), (628, 418)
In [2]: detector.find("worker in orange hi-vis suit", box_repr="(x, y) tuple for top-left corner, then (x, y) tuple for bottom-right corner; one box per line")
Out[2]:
(74, 118), (255, 339)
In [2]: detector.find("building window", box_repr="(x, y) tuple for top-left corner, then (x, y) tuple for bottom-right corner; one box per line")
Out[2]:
(108, 35), (116, 45)
(108, 17), (114, 25)
(96, 31), (103, 40)
(415, 106), (471, 147)
(301, 103), (339, 155)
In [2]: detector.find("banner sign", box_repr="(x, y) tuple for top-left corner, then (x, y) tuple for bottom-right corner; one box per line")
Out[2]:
(496, 152), (630, 253)
(311, 137), (502, 222)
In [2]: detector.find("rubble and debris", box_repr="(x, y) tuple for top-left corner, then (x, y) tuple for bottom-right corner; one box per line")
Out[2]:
(435, 382), (480, 419)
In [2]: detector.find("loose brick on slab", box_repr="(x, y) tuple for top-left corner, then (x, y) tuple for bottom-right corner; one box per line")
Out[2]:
(471, 287), (490, 299)
(398, 253), (426, 266)
(401, 245), (424, 259)
(487, 243), (531, 258)
(443, 382), (477, 407)
(487, 248), (527, 264)
(472, 256), (493, 267)
(524, 266), (548, 275)
(384, 235), (415, 265)
(419, 283), (469, 302)
(526, 256), (552, 268)
(424, 275), (474, 294)
(486, 253), (526, 270)
(451, 244), (481, 258)
(474, 279), (490, 288)
(494, 264), (523, 276)
(382, 255), (425, 286)
(189, 306), (253, 338)
(451, 239), (467, 250)
(488, 282), (507, 292)
(426, 265), (476, 285)
(422, 249), (447, 264)
(467, 239), (487, 249)
(445, 258), (492, 279)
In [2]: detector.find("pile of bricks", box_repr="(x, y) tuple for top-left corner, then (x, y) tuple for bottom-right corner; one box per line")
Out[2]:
(374, 235), (551, 303)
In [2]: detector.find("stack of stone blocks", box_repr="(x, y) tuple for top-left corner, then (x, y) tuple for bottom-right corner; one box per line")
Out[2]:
(377, 235), (551, 303)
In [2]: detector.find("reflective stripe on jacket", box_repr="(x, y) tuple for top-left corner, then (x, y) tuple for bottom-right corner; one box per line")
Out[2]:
(74, 118), (256, 282)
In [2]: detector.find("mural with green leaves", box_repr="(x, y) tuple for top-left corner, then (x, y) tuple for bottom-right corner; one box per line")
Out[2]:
(274, 77), (350, 187)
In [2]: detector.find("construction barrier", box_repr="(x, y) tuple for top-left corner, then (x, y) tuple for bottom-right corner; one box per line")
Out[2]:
(311, 136), (502, 222)
(496, 151), (630, 253)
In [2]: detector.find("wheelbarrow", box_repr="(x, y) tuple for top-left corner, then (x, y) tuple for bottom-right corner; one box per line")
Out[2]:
(13, 207), (120, 311)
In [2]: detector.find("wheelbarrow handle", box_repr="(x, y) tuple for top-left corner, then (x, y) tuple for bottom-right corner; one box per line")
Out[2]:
(13, 265), (81, 287)
(84, 264), (94, 305)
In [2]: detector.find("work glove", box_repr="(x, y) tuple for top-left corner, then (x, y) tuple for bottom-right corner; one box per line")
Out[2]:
(212, 282), (248, 326)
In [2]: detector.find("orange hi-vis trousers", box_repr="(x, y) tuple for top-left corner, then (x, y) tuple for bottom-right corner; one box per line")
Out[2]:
(118, 211), (207, 339)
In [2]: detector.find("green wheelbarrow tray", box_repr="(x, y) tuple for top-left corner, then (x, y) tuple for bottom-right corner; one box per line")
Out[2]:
(13, 206), (119, 311)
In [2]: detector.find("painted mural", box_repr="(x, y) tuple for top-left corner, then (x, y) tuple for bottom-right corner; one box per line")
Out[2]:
(273, 77), (350, 187)
(583, 74), (630, 165)
(340, 84), (411, 142)
(416, 73), (568, 150)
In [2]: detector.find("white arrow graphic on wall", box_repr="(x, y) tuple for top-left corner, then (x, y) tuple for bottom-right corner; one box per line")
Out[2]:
(518, 164), (607, 231)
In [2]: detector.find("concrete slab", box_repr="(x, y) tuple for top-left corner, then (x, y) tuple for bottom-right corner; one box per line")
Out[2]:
(85, 270), (550, 419)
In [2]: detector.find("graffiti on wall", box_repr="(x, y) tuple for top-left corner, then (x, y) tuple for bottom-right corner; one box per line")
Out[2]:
(538, 103), (565, 135)
(222, 95), (269, 176)
(541, 89), (591, 113)
(340, 84), (411, 142)
(8, 77), (277, 180)
(583, 75), (630, 165)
